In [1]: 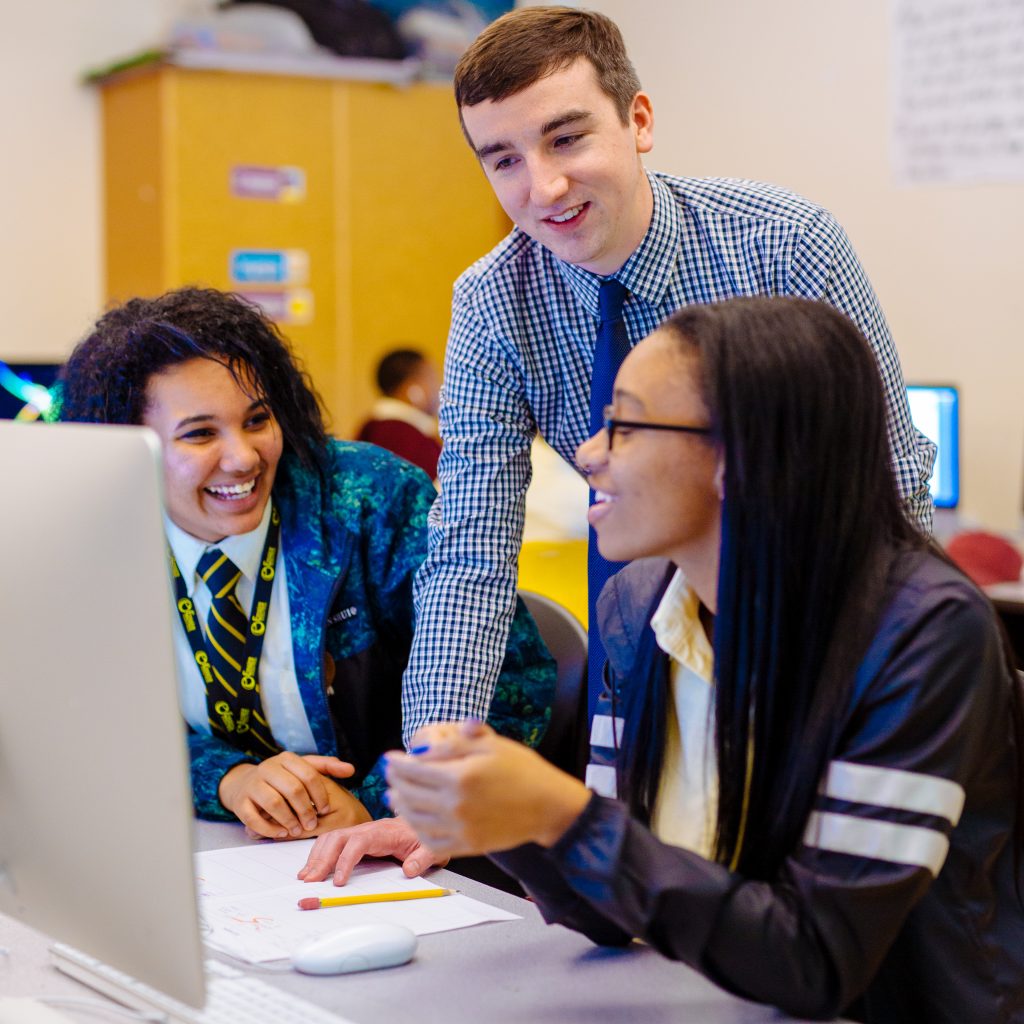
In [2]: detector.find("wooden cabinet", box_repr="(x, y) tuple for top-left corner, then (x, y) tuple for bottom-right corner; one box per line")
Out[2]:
(99, 62), (507, 435)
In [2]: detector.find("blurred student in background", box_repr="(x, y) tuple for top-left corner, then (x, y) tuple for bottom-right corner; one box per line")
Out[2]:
(57, 288), (554, 866)
(357, 347), (442, 480)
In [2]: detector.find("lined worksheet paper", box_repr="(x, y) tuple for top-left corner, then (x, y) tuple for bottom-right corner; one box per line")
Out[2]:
(195, 841), (520, 963)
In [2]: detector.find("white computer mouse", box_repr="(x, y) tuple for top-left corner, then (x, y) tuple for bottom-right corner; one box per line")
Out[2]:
(292, 923), (418, 976)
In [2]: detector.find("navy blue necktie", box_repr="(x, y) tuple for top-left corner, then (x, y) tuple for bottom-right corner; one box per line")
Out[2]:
(587, 279), (630, 721)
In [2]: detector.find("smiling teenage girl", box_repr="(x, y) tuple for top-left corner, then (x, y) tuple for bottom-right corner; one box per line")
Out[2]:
(383, 297), (1024, 1022)
(57, 287), (554, 854)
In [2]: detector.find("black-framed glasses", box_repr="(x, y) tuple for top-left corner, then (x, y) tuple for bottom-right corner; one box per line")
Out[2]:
(602, 404), (712, 449)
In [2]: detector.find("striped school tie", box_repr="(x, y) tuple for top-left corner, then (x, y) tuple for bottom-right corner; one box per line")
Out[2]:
(196, 548), (278, 755)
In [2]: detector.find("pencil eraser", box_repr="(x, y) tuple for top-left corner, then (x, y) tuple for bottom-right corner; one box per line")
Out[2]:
(297, 897), (321, 911)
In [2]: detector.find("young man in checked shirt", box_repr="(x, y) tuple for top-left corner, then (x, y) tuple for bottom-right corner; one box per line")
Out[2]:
(300, 5), (936, 883)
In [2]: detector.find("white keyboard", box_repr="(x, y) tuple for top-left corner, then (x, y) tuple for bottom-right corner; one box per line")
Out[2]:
(50, 943), (354, 1024)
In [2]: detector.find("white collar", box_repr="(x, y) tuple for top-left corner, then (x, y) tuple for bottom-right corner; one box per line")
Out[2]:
(165, 500), (273, 596)
(370, 397), (438, 437)
(650, 568), (714, 683)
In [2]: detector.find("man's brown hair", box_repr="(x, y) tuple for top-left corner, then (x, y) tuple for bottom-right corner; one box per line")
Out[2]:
(454, 6), (642, 139)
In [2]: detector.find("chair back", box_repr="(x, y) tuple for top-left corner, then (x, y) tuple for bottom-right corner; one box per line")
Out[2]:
(521, 590), (589, 780)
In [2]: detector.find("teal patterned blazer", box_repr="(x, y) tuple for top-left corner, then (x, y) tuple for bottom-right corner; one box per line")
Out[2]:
(188, 440), (555, 820)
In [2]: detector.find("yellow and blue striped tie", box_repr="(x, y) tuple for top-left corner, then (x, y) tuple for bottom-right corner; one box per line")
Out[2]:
(196, 548), (277, 754)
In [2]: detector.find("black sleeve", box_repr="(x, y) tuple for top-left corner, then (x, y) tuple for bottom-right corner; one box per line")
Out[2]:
(490, 819), (633, 948)
(497, 583), (1011, 1020)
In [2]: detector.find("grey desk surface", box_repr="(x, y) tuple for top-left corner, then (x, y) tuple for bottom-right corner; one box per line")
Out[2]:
(0, 821), (836, 1024)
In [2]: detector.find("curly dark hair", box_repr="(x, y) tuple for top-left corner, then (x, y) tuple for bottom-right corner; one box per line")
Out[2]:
(59, 287), (330, 473)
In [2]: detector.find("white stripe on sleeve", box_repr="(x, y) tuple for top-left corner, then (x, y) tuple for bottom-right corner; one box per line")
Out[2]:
(590, 714), (625, 748)
(585, 763), (618, 798)
(803, 810), (950, 876)
(822, 760), (965, 825)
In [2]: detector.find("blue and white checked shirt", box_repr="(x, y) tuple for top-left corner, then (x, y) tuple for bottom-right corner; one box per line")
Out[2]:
(403, 171), (936, 741)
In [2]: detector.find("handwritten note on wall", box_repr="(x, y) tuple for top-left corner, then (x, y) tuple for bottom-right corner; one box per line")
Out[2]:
(891, 0), (1024, 184)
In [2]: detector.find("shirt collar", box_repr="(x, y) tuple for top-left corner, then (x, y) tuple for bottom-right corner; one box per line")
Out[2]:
(650, 568), (713, 683)
(553, 170), (683, 314)
(369, 397), (439, 437)
(165, 499), (273, 596)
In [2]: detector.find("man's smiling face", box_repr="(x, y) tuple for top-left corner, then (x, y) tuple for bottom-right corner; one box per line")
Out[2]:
(462, 57), (654, 276)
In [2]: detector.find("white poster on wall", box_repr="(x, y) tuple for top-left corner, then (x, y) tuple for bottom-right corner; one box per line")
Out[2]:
(891, 0), (1024, 185)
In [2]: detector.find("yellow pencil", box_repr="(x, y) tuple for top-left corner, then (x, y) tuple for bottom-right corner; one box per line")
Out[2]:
(297, 888), (457, 910)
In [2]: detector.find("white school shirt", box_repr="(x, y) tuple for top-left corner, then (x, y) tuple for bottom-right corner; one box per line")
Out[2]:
(648, 569), (718, 857)
(165, 502), (317, 754)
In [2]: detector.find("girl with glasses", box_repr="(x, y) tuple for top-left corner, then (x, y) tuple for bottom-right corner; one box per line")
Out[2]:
(375, 296), (1024, 1022)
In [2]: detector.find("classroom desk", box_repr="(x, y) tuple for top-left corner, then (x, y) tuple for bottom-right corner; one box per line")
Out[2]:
(0, 821), (845, 1024)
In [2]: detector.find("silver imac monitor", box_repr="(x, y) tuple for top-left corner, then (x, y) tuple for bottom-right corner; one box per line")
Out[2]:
(0, 420), (205, 1008)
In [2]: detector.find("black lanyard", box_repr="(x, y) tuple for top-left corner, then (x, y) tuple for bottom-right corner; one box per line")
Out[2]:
(169, 505), (281, 740)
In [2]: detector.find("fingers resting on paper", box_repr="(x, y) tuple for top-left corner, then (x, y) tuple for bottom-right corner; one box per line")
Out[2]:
(297, 817), (448, 885)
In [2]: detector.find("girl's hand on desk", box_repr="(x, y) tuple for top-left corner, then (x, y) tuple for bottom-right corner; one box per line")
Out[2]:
(301, 780), (373, 836)
(385, 723), (590, 857)
(242, 783), (372, 841)
(218, 752), (362, 839)
(298, 817), (447, 885)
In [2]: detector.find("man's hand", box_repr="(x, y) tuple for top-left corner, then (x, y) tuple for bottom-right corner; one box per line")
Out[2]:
(298, 817), (448, 885)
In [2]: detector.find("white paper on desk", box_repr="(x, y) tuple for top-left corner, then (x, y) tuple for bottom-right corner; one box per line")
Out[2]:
(194, 840), (520, 964)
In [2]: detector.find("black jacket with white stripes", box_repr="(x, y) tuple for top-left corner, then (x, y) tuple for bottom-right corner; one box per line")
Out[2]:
(493, 550), (1024, 1022)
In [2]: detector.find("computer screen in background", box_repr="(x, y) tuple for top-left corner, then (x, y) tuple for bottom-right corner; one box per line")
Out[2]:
(906, 384), (960, 510)
(0, 361), (59, 420)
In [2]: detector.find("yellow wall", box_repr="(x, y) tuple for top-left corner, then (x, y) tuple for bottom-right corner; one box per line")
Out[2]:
(101, 64), (507, 436)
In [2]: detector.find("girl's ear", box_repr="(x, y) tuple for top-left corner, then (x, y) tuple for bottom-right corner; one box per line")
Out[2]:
(714, 456), (725, 500)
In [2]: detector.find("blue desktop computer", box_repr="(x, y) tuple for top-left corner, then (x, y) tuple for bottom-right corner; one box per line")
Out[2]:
(906, 384), (960, 511)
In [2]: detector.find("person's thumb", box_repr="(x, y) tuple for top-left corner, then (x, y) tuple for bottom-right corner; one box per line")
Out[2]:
(403, 846), (448, 876)
(403, 854), (427, 877)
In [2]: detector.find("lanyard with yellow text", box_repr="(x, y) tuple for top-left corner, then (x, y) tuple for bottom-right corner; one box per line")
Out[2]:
(169, 505), (282, 754)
